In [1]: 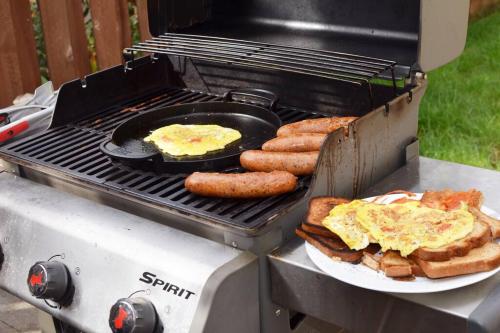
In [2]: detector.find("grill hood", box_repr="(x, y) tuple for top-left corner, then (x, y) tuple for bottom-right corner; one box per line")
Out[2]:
(146, 0), (469, 74)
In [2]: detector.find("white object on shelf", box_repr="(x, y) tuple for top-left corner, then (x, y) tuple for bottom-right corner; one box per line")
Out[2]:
(0, 82), (57, 145)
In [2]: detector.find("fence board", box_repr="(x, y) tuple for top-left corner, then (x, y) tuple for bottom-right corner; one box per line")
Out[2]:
(136, 0), (153, 41)
(89, 0), (131, 69)
(0, 0), (40, 107)
(38, 0), (90, 89)
(470, 0), (500, 17)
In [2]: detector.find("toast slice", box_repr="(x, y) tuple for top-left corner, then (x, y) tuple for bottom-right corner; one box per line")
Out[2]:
(303, 197), (350, 238)
(362, 252), (380, 271)
(414, 242), (500, 279)
(296, 226), (363, 263)
(411, 221), (491, 261)
(301, 223), (337, 238)
(421, 189), (483, 210)
(470, 207), (500, 239)
(380, 251), (425, 277)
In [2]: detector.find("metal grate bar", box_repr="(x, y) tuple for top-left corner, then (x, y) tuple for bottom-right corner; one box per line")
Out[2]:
(177, 193), (199, 205)
(159, 180), (187, 199)
(140, 40), (377, 77)
(106, 170), (130, 182)
(12, 128), (77, 154)
(125, 33), (397, 90)
(169, 188), (192, 202)
(152, 36), (387, 72)
(26, 130), (87, 157)
(86, 162), (114, 176)
(80, 91), (193, 131)
(278, 109), (309, 122)
(91, 111), (142, 131)
(42, 135), (103, 162)
(239, 192), (303, 223)
(136, 176), (169, 191)
(227, 199), (268, 219)
(76, 157), (110, 173)
(146, 176), (185, 195)
(76, 89), (185, 128)
(114, 173), (141, 186)
(64, 149), (103, 169)
(53, 141), (103, 165)
(35, 131), (97, 159)
(128, 175), (154, 188)
(160, 33), (393, 66)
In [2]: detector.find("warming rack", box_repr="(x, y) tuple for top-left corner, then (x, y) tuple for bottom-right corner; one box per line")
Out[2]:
(124, 33), (398, 103)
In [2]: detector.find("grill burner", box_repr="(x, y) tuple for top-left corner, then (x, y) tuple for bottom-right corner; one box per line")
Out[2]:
(1, 87), (322, 230)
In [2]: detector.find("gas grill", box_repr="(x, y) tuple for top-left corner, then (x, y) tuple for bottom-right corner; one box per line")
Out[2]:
(2, 1), (498, 333)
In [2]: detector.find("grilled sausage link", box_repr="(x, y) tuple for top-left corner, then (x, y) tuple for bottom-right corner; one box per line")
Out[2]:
(277, 117), (357, 136)
(240, 150), (319, 175)
(262, 133), (327, 152)
(185, 171), (298, 198)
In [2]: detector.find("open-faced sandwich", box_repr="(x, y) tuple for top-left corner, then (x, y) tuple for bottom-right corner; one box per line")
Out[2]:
(297, 189), (500, 280)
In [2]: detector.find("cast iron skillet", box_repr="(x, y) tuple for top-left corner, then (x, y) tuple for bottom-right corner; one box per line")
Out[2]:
(100, 89), (282, 173)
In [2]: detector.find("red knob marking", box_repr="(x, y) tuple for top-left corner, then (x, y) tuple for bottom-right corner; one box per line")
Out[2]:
(29, 272), (44, 287)
(114, 307), (128, 329)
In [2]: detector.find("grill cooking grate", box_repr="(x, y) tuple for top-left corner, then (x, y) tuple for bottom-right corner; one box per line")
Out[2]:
(125, 33), (398, 102)
(1, 87), (320, 230)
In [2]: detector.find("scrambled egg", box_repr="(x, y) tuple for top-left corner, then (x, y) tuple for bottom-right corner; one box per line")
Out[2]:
(322, 201), (474, 256)
(144, 124), (241, 157)
(322, 200), (370, 250)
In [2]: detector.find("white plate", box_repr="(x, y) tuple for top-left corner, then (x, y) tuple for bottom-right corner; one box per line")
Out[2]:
(305, 193), (500, 293)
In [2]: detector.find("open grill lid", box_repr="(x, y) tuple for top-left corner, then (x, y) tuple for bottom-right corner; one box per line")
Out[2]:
(145, 0), (470, 74)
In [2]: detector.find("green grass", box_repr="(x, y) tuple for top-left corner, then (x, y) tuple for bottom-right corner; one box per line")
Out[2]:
(419, 10), (500, 170)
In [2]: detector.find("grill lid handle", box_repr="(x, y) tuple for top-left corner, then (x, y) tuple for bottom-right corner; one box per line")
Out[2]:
(223, 88), (279, 112)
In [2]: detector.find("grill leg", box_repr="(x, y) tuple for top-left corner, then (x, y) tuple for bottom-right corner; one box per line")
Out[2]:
(52, 317), (81, 333)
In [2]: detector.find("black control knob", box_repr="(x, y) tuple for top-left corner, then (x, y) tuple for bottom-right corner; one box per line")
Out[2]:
(27, 261), (71, 303)
(109, 297), (158, 333)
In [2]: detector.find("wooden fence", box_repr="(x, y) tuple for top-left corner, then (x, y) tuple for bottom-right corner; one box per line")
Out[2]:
(470, 0), (500, 17)
(0, 0), (498, 108)
(0, 0), (151, 107)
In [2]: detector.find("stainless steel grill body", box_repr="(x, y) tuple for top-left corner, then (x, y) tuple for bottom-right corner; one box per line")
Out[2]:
(0, 172), (260, 333)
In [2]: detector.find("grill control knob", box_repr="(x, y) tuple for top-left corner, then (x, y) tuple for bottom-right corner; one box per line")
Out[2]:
(27, 261), (72, 303)
(109, 297), (159, 333)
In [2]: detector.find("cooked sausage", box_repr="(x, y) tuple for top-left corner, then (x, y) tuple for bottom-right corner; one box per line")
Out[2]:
(277, 117), (357, 136)
(240, 150), (319, 175)
(262, 133), (327, 152)
(185, 171), (297, 198)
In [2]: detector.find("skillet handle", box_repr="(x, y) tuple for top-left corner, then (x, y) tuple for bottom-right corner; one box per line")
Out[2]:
(100, 139), (124, 159)
(223, 89), (279, 112)
(100, 139), (157, 161)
